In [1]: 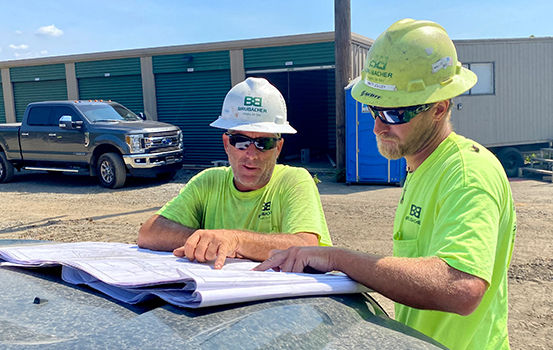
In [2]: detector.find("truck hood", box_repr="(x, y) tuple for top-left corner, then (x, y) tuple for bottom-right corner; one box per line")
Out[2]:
(91, 120), (179, 134)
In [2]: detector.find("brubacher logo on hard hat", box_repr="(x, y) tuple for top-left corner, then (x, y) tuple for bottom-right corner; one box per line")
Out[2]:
(238, 96), (268, 114)
(210, 77), (297, 134)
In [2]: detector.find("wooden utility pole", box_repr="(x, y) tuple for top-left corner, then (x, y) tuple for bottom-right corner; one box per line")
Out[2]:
(334, 0), (351, 181)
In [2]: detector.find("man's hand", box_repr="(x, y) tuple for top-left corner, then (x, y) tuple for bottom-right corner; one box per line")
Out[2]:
(173, 229), (240, 270)
(253, 246), (336, 273)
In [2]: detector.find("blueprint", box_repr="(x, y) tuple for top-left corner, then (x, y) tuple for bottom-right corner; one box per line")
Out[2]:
(0, 242), (369, 308)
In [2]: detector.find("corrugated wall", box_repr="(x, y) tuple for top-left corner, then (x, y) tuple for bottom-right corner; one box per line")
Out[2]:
(0, 83), (5, 123)
(244, 42), (337, 158)
(76, 58), (144, 113)
(244, 42), (335, 70)
(351, 42), (370, 79)
(153, 51), (231, 165)
(453, 38), (553, 147)
(10, 64), (67, 122)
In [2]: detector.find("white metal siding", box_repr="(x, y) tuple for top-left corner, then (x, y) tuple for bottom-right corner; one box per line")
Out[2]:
(453, 38), (553, 147)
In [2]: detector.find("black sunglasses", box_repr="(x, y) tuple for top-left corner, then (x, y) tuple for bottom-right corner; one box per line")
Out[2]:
(368, 104), (434, 125)
(226, 133), (281, 152)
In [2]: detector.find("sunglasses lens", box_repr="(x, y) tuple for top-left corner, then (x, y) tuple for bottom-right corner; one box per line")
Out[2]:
(228, 134), (279, 151)
(381, 110), (404, 124)
(368, 104), (432, 125)
(255, 138), (277, 150)
(229, 135), (252, 150)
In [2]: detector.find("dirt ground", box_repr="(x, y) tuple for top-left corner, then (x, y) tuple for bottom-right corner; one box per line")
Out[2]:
(1, 169), (552, 349)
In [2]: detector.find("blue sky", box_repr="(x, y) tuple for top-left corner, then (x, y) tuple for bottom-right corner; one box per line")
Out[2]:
(1, 0), (551, 62)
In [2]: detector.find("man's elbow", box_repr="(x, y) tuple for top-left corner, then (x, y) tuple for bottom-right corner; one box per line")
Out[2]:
(137, 216), (157, 249)
(296, 232), (320, 247)
(451, 280), (487, 316)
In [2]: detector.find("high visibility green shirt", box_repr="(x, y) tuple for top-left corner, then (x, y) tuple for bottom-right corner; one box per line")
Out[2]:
(158, 164), (332, 246)
(393, 133), (516, 350)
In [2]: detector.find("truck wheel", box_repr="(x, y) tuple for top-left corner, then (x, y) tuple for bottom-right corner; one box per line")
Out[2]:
(0, 152), (15, 183)
(496, 147), (524, 178)
(97, 153), (126, 189)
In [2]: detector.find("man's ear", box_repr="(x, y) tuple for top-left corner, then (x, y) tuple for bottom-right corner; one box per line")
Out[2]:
(433, 100), (450, 121)
(276, 138), (284, 156)
(222, 133), (230, 154)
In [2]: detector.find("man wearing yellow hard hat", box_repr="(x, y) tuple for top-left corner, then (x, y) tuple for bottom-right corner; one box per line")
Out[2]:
(256, 19), (516, 350)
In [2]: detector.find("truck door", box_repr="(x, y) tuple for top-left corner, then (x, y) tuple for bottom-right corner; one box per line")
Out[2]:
(19, 106), (56, 162)
(48, 106), (88, 164)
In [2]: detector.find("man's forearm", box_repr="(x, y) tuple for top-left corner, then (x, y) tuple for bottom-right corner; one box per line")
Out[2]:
(137, 215), (196, 251)
(235, 231), (319, 262)
(331, 249), (487, 315)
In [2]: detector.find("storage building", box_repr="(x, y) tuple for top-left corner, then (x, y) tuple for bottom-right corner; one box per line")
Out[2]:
(0, 32), (373, 166)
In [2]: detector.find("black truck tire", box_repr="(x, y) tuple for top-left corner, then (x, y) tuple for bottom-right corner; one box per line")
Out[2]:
(496, 147), (524, 178)
(97, 153), (127, 189)
(0, 152), (15, 183)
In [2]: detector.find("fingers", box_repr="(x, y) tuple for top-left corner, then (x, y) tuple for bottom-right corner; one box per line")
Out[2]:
(253, 249), (291, 272)
(254, 247), (334, 274)
(175, 230), (237, 269)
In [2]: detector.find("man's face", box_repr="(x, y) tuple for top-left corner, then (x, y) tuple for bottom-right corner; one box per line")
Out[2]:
(223, 131), (283, 192)
(373, 106), (437, 160)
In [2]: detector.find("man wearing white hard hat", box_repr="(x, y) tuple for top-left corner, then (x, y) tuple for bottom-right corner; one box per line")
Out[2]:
(138, 77), (332, 269)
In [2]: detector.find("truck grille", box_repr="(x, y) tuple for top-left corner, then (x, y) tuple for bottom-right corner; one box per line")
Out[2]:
(143, 131), (181, 154)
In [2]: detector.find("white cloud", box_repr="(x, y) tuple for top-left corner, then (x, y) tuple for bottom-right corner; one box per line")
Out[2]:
(14, 52), (32, 58)
(36, 25), (63, 37)
(9, 44), (29, 50)
(40, 50), (48, 55)
(15, 30), (23, 35)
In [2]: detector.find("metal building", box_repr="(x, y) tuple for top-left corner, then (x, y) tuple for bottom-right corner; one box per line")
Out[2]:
(453, 37), (553, 153)
(0, 32), (373, 166)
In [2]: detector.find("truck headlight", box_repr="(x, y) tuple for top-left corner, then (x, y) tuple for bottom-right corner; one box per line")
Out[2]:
(177, 130), (183, 148)
(125, 134), (144, 153)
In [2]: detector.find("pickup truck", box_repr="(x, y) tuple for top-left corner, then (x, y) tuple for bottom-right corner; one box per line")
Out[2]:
(0, 100), (184, 188)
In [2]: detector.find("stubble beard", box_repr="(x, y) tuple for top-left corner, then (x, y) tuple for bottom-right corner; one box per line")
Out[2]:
(376, 116), (436, 160)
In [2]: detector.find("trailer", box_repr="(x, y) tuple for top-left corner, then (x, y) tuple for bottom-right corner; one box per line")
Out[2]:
(452, 36), (553, 177)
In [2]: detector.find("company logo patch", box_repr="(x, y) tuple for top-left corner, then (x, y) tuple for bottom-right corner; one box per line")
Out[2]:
(258, 201), (272, 218)
(244, 96), (262, 107)
(239, 96), (267, 113)
(405, 204), (422, 225)
(410, 205), (421, 218)
(360, 90), (381, 100)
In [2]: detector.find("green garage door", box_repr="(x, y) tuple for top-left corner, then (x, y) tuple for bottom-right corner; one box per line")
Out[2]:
(76, 58), (144, 114)
(0, 83), (5, 123)
(10, 64), (67, 122)
(153, 51), (231, 165)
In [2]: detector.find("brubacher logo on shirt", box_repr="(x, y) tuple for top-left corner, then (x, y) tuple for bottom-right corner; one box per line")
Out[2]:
(405, 204), (422, 225)
(258, 201), (272, 219)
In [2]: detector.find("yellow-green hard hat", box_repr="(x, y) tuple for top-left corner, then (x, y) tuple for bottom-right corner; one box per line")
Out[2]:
(352, 19), (477, 108)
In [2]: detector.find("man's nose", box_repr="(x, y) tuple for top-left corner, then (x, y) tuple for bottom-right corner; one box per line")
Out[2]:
(373, 116), (390, 135)
(243, 143), (259, 157)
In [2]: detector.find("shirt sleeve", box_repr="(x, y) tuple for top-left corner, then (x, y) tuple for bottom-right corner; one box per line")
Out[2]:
(430, 186), (500, 285)
(279, 169), (332, 246)
(156, 172), (206, 229)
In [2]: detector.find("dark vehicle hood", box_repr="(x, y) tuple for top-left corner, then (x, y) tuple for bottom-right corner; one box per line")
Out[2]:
(0, 240), (446, 350)
(90, 120), (179, 134)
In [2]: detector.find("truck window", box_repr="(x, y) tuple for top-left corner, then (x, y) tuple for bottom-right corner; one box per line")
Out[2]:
(76, 104), (141, 122)
(27, 106), (52, 126)
(52, 106), (81, 125)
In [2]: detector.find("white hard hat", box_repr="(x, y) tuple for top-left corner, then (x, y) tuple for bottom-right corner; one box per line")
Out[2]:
(210, 77), (297, 134)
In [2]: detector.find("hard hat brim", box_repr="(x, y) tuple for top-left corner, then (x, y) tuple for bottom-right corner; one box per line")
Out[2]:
(351, 67), (477, 108)
(210, 118), (297, 134)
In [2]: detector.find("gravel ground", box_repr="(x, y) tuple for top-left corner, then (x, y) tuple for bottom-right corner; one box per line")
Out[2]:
(1, 168), (552, 349)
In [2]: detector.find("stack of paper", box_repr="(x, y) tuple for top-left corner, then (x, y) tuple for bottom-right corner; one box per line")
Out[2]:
(0, 242), (369, 308)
